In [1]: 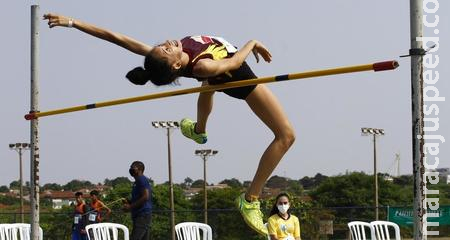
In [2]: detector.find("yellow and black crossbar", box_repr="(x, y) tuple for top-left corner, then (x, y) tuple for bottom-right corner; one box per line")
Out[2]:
(25, 60), (399, 120)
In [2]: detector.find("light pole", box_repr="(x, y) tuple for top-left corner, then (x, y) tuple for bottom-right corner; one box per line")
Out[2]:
(152, 121), (179, 240)
(195, 149), (218, 224)
(9, 142), (30, 223)
(361, 127), (385, 220)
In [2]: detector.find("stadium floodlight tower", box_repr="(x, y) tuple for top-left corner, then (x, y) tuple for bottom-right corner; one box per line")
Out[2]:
(9, 142), (30, 222)
(195, 149), (218, 224)
(361, 127), (385, 220)
(151, 121), (179, 240)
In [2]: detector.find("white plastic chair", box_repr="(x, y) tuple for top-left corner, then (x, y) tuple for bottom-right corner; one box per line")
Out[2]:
(175, 222), (212, 240)
(0, 223), (43, 240)
(370, 221), (401, 240)
(348, 221), (375, 240)
(85, 223), (129, 240)
(0, 224), (9, 240)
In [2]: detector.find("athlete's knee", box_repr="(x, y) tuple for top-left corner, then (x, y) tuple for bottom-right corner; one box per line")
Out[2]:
(277, 128), (296, 149)
(284, 130), (296, 148)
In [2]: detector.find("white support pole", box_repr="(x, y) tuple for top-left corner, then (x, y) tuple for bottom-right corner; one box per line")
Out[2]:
(30, 5), (40, 240)
(409, 0), (426, 239)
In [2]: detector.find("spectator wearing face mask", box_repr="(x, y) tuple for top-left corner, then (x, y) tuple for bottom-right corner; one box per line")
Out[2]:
(123, 161), (152, 240)
(267, 193), (301, 240)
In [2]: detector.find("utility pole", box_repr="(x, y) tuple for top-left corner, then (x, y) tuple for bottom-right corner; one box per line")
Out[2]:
(409, 0), (426, 238)
(195, 149), (218, 224)
(30, 5), (41, 240)
(9, 143), (30, 223)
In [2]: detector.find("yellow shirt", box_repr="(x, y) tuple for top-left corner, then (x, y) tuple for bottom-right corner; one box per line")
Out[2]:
(268, 214), (301, 239)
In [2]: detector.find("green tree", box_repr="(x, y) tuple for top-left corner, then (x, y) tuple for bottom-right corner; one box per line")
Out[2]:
(184, 177), (193, 188)
(40, 206), (73, 240)
(103, 182), (133, 227)
(0, 185), (9, 193)
(426, 177), (450, 204)
(9, 180), (20, 190)
(299, 176), (314, 189)
(150, 184), (193, 239)
(220, 178), (242, 188)
(191, 179), (206, 188)
(63, 179), (94, 191)
(299, 173), (329, 190)
(0, 195), (18, 205)
(310, 172), (415, 227)
(311, 172), (374, 207)
(42, 183), (62, 191)
(287, 179), (304, 195)
(109, 177), (132, 187)
(104, 178), (112, 186)
(313, 173), (328, 184)
(178, 177), (193, 189)
(266, 175), (289, 189)
(393, 174), (413, 186)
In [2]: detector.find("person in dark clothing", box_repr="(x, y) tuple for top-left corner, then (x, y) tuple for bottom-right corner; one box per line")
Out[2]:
(72, 192), (89, 240)
(123, 161), (152, 240)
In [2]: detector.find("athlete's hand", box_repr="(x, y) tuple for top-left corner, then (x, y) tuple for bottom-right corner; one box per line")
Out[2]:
(252, 40), (272, 63)
(43, 13), (73, 28)
(122, 202), (131, 212)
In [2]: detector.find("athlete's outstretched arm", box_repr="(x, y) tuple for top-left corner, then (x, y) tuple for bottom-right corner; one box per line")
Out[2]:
(99, 201), (112, 219)
(43, 13), (152, 56)
(193, 40), (272, 77)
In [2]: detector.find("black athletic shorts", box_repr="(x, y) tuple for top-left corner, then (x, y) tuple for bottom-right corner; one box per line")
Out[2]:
(206, 61), (257, 100)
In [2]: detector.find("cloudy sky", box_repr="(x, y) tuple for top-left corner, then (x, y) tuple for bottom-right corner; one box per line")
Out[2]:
(1, 1), (448, 187)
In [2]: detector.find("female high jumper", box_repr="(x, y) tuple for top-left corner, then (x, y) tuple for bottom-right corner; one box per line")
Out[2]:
(44, 13), (295, 235)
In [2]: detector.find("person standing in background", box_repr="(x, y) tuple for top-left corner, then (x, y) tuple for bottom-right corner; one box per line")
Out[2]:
(72, 192), (89, 240)
(123, 161), (152, 240)
(89, 190), (111, 223)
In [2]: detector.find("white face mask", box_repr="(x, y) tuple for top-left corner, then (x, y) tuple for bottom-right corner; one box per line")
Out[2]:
(277, 204), (290, 214)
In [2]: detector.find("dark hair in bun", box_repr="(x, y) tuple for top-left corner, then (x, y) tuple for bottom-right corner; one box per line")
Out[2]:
(126, 49), (180, 86)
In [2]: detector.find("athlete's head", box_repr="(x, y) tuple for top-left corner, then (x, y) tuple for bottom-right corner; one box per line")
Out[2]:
(90, 190), (100, 201)
(269, 192), (292, 216)
(126, 39), (183, 86)
(75, 192), (84, 204)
